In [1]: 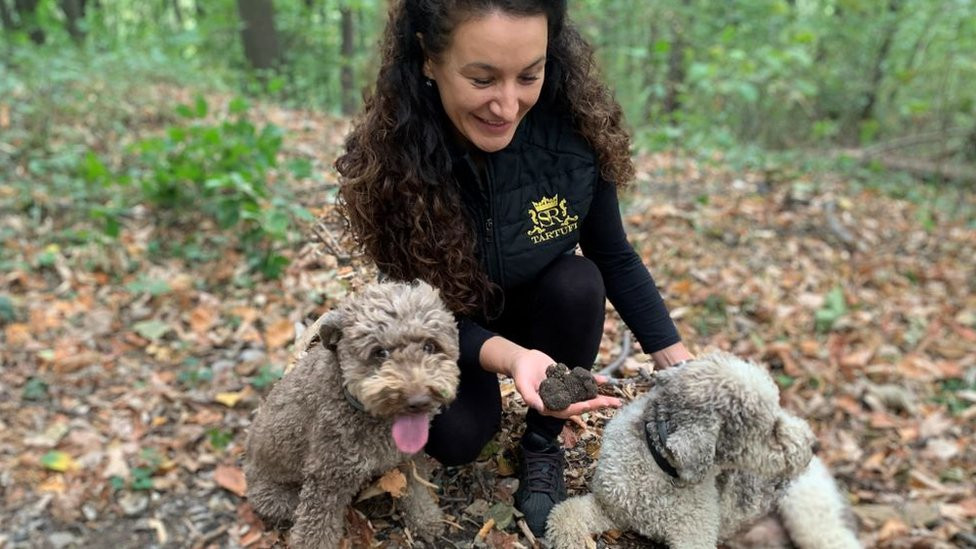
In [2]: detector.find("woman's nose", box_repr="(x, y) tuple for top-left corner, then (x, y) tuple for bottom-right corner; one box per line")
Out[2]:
(489, 84), (519, 121)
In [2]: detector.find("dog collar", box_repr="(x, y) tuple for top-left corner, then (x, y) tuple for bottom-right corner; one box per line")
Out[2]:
(645, 417), (681, 479)
(343, 385), (367, 413)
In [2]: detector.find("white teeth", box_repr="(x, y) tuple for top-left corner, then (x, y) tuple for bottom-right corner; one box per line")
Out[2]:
(477, 116), (505, 126)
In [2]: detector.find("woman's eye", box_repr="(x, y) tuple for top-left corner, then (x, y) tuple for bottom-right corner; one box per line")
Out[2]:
(519, 75), (540, 84)
(371, 347), (390, 360)
(471, 78), (493, 86)
(422, 341), (437, 354)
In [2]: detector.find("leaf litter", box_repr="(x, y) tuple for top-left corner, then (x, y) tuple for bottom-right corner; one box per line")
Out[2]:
(1, 94), (974, 548)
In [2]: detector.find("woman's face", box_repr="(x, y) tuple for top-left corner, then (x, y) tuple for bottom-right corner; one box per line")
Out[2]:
(425, 11), (548, 153)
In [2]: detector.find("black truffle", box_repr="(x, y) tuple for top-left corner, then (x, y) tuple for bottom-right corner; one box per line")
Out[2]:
(539, 363), (599, 411)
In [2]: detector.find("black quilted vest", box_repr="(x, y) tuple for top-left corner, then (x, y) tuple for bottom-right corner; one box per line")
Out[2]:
(452, 106), (598, 290)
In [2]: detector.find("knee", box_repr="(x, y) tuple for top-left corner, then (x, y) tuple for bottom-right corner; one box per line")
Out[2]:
(538, 255), (605, 315)
(426, 412), (500, 466)
(425, 429), (497, 466)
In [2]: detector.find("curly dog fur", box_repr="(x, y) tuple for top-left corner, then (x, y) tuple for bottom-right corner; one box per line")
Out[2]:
(244, 281), (460, 548)
(547, 352), (860, 549)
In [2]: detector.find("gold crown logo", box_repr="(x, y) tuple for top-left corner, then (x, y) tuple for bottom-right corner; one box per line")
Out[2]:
(531, 195), (560, 212)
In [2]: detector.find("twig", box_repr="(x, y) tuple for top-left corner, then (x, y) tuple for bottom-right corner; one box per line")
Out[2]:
(311, 221), (350, 259)
(191, 524), (230, 549)
(862, 128), (969, 157)
(824, 199), (861, 252)
(435, 535), (462, 549)
(517, 518), (538, 546)
(598, 330), (633, 376)
(440, 517), (465, 530)
(835, 148), (976, 183)
(410, 459), (440, 490)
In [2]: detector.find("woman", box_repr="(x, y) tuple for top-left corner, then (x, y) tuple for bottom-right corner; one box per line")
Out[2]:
(335, 0), (693, 536)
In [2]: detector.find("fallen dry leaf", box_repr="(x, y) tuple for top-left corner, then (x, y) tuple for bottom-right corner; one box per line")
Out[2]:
(214, 387), (252, 408)
(560, 423), (580, 448)
(877, 517), (909, 541)
(377, 468), (407, 498)
(4, 323), (31, 347)
(345, 508), (375, 548)
(476, 517), (496, 541)
(356, 468), (407, 501)
(214, 464), (247, 497)
(40, 450), (79, 472)
(264, 318), (294, 350)
(189, 305), (219, 334)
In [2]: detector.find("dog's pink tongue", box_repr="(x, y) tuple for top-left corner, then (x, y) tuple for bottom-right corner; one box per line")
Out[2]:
(392, 414), (429, 454)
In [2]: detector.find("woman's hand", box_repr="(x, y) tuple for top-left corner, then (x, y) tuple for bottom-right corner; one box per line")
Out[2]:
(510, 349), (621, 420)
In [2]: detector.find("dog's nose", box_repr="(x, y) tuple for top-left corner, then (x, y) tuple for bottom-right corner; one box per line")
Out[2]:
(405, 394), (432, 413)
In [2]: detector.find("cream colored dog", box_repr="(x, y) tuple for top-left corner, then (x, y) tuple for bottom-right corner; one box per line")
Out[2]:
(546, 352), (860, 549)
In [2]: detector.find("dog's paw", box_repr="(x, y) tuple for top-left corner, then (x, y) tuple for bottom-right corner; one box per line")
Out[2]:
(403, 507), (445, 542)
(289, 515), (345, 549)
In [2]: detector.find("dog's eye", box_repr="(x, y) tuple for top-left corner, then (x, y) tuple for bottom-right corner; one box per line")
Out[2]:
(371, 347), (390, 360)
(422, 341), (438, 354)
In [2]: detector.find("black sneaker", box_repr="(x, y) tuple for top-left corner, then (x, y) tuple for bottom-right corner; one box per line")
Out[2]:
(513, 430), (567, 537)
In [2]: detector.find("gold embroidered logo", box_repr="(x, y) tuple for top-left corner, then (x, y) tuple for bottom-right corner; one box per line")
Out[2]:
(526, 194), (579, 244)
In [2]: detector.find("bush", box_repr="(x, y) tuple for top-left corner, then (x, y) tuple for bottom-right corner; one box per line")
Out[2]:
(92, 96), (312, 278)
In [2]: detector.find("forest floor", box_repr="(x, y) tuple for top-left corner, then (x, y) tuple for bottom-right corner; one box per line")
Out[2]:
(1, 89), (975, 549)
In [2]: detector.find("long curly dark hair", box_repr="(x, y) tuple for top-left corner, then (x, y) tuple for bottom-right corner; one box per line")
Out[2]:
(335, 0), (635, 316)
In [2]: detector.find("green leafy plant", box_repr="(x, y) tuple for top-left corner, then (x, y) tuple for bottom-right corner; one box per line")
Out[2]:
(0, 295), (17, 324)
(249, 365), (283, 389)
(97, 96), (312, 278)
(207, 428), (234, 451)
(125, 276), (173, 297)
(178, 359), (213, 387)
(105, 447), (168, 491)
(815, 286), (847, 333)
(933, 379), (976, 415)
(130, 466), (156, 491)
(22, 378), (49, 401)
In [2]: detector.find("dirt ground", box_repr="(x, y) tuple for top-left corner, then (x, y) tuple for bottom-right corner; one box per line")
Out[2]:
(2, 99), (974, 548)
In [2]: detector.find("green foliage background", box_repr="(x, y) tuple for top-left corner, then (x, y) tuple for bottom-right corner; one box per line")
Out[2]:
(1, 0), (974, 278)
(4, 0), (974, 149)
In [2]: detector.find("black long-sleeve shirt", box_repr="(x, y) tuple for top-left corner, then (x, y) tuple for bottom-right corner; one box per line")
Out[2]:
(457, 177), (680, 367)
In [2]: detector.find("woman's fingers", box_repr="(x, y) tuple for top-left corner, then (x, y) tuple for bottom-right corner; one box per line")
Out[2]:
(515, 377), (545, 412)
(541, 394), (621, 419)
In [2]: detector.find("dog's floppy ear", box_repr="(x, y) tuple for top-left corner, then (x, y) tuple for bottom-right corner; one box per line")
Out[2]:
(770, 414), (816, 477)
(317, 310), (345, 352)
(654, 412), (720, 485)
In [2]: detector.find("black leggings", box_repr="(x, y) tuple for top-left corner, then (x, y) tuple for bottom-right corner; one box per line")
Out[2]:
(425, 254), (606, 466)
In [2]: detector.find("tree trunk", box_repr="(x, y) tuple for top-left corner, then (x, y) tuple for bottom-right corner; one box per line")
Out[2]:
(14, 0), (44, 44)
(965, 123), (976, 162)
(0, 0), (16, 31)
(641, 17), (661, 124)
(663, 3), (690, 119)
(170, 0), (184, 26)
(340, 4), (356, 115)
(857, 0), (901, 125)
(236, 0), (281, 71)
(60, 0), (86, 43)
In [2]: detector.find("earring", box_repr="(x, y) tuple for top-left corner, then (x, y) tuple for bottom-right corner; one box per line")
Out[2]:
(425, 78), (434, 88)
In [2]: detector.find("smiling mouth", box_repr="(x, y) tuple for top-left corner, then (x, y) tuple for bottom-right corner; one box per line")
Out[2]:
(477, 116), (507, 125)
(474, 115), (512, 133)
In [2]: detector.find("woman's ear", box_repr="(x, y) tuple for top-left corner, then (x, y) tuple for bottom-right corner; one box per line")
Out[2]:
(416, 33), (434, 79)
